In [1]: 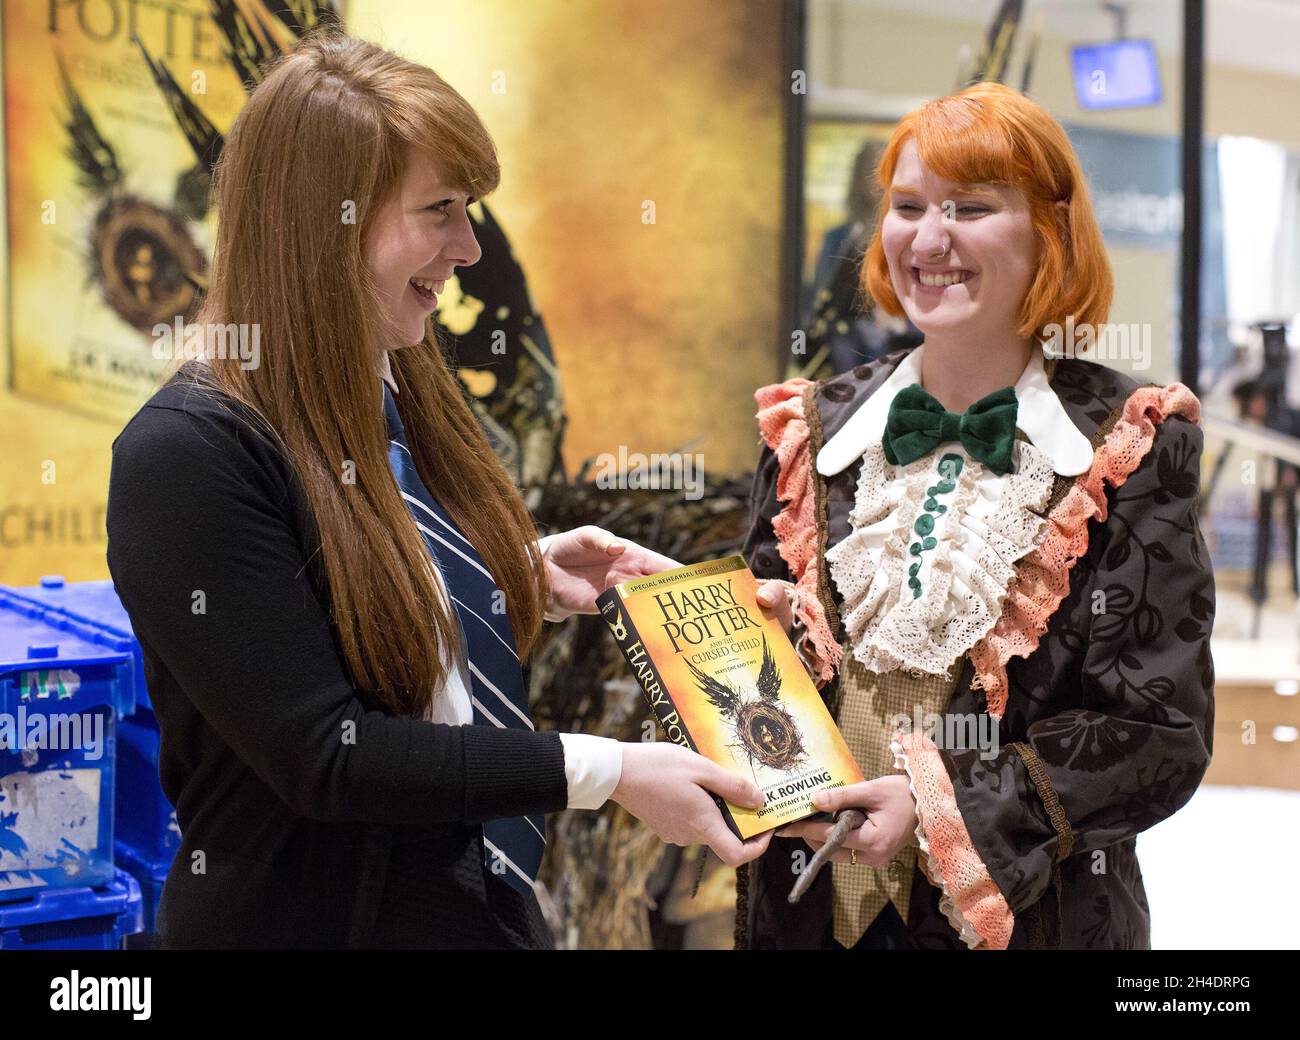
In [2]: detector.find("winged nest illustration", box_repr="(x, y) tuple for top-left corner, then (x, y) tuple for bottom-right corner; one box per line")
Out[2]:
(685, 636), (806, 773)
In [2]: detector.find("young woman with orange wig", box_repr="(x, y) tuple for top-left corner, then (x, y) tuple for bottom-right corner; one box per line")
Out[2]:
(743, 82), (1213, 949)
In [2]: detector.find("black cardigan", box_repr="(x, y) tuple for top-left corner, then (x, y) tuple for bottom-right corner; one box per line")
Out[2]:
(105, 363), (569, 949)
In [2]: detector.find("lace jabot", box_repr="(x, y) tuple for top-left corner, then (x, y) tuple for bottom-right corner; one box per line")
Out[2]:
(826, 438), (1056, 677)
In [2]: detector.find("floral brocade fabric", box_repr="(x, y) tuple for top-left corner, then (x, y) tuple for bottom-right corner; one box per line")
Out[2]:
(966, 380), (1204, 720)
(739, 348), (1213, 953)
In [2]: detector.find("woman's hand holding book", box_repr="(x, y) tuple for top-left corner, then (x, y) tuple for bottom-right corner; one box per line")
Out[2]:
(776, 777), (918, 865)
(756, 579), (795, 633)
(610, 742), (773, 868)
(757, 578), (824, 682)
(540, 526), (679, 621)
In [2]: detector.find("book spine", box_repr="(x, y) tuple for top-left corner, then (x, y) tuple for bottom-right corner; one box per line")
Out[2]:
(596, 586), (742, 838)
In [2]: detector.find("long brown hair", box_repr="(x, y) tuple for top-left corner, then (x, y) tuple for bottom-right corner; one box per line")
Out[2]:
(173, 30), (548, 717)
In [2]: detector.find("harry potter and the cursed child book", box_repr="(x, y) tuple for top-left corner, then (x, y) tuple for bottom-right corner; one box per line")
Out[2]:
(597, 556), (863, 838)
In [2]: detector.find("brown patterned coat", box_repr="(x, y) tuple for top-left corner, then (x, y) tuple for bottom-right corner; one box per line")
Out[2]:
(738, 346), (1215, 950)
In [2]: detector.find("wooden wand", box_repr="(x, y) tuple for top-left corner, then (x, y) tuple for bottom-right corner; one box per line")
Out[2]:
(787, 808), (867, 903)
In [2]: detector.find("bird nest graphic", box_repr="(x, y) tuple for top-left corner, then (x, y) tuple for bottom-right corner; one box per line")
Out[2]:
(686, 635), (806, 773)
(733, 699), (804, 771)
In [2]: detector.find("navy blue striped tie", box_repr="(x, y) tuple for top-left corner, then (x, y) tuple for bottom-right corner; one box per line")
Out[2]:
(381, 381), (546, 895)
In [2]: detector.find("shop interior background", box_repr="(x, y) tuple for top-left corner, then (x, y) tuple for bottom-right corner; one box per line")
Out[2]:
(1, 0), (1297, 949)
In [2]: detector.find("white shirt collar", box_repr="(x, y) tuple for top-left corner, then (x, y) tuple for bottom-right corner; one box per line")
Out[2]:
(815, 343), (1094, 478)
(378, 350), (398, 394)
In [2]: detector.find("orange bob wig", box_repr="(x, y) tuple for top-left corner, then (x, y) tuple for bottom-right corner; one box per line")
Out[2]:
(863, 82), (1113, 339)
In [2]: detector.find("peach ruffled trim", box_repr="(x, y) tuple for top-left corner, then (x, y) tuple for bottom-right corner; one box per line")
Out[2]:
(892, 730), (1014, 950)
(968, 383), (1201, 720)
(755, 379), (842, 685)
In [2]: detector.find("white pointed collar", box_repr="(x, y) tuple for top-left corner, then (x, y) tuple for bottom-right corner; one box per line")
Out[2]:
(815, 343), (1094, 478)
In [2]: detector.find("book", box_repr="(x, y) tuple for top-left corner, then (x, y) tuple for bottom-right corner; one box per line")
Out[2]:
(597, 554), (864, 838)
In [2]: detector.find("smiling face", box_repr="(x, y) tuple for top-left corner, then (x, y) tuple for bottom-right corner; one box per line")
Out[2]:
(880, 139), (1039, 341)
(364, 147), (483, 351)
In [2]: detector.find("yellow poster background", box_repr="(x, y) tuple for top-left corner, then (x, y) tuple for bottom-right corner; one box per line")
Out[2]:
(1, 0), (785, 583)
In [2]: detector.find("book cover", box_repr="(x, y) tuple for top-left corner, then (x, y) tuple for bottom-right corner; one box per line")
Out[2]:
(597, 554), (863, 838)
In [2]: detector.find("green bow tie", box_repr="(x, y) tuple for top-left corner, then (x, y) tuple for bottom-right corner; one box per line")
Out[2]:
(882, 383), (1019, 475)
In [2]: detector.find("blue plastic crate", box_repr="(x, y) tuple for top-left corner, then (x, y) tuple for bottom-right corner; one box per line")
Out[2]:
(113, 839), (169, 943)
(0, 591), (134, 901)
(0, 867), (142, 949)
(1, 577), (146, 711)
(116, 710), (180, 862)
(1, 578), (183, 882)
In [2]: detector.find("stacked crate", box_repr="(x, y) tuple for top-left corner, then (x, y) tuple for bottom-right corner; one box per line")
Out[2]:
(0, 579), (142, 947)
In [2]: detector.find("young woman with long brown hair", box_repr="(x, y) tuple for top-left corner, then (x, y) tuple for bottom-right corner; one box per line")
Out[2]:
(106, 30), (770, 950)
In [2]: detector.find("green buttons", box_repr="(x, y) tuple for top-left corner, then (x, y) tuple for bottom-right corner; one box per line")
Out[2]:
(905, 453), (964, 599)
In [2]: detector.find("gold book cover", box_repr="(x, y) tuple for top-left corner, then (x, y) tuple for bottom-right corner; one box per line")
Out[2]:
(597, 555), (864, 838)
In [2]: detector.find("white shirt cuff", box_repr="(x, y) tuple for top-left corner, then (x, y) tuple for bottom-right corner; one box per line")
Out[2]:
(557, 733), (624, 810)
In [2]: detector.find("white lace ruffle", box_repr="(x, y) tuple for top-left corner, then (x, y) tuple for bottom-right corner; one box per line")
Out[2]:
(825, 440), (1055, 677)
